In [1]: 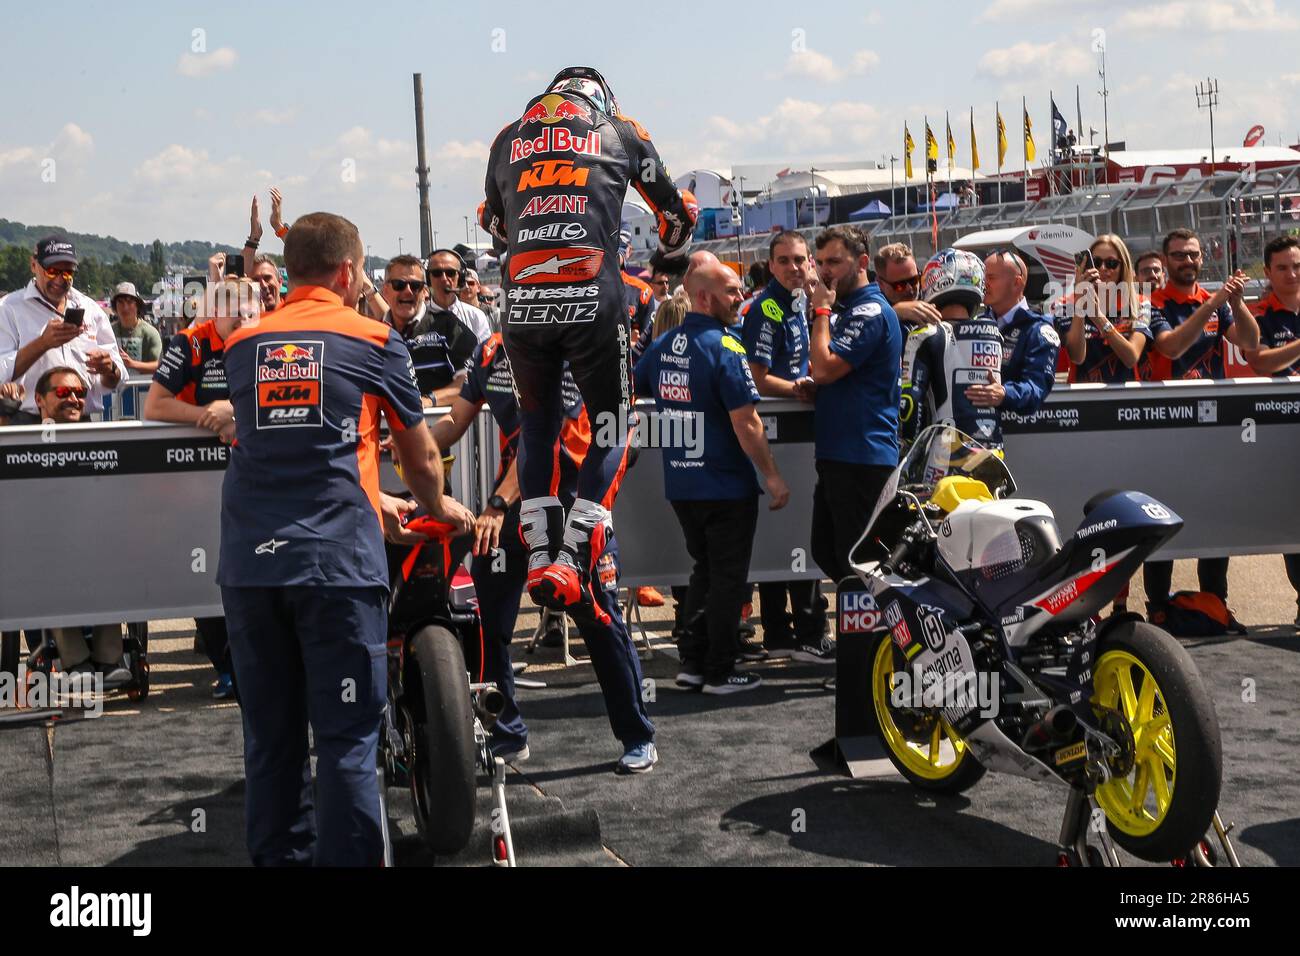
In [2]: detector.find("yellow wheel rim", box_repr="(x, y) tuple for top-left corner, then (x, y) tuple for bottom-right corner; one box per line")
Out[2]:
(872, 636), (968, 780)
(1092, 650), (1176, 837)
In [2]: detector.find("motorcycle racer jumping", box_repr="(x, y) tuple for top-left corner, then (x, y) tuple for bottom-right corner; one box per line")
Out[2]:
(481, 66), (697, 616)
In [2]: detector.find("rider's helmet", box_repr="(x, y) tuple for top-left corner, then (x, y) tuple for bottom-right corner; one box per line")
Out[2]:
(920, 248), (986, 316)
(546, 66), (618, 116)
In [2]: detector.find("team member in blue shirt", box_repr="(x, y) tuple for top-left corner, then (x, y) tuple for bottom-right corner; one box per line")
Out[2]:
(219, 213), (474, 866)
(738, 231), (831, 663)
(807, 226), (902, 584)
(636, 258), (790, 695)
(975, 251), (1060, 416)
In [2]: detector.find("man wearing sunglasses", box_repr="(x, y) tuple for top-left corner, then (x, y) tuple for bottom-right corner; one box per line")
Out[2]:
(427, 249), (491, 345)
(0, 236), (126, 419)
(370, 254), (478, 408)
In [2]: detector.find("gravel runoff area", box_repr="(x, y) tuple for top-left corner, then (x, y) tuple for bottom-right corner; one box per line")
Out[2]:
(1, 555), (1296, 867)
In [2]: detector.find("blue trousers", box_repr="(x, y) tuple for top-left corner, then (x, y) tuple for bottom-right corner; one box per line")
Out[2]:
(473, 507), (654, 749)
(221, 585), (387, 867)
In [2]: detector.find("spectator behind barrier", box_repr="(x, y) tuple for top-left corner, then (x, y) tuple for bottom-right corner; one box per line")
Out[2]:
(1142, 228), (1261, 620)
(0, 381), (24, 425)
(650, 269), (671, 305)
(0, 236), (126, 419)
(370, 254), (476, 408)
(458, 268), (483, 309)
(427, 249), (491, 344)
(240, 188), (290, 301)
(1242, 235), (1300, 627)
(110, 282), (162, 375)
(979, 250), (1059, 416)
(1135, 250), (1167, 291)
(1057, 234), (1152, 384)
(22, 366), (133, 687)
(1149, 227), (1259, 381)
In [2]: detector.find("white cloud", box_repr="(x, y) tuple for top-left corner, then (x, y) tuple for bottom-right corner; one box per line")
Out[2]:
(0, 123), (94, 174)
(176, 47), (239, 78)
(434, 140), (490, 164)
(977, 40), (1091, 78)
(1282, 73), (1300, 85)
(677, 98), (883, 170)
(1117, 0), (1298, 30)
(979, 0), (1080, 21)
(779, 49), (879, 83)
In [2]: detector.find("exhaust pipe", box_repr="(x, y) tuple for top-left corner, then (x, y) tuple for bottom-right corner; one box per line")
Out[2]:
(474, 686), (507, 730)
(1022, 705), (1078, 750)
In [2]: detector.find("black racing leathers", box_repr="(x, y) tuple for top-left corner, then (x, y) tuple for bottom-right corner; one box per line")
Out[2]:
(481, 91), (693, 510)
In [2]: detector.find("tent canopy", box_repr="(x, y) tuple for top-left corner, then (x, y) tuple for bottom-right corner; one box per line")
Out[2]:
(849, 199), (892, 220)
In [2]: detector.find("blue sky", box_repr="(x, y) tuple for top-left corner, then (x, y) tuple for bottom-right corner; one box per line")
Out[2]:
(1, 0), (1296, 256)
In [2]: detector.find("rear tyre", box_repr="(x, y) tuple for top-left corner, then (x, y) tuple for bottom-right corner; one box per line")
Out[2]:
(407, 626), (477, 854)
(870, 632), (986, 794)
(1092, 621), (1221, 862)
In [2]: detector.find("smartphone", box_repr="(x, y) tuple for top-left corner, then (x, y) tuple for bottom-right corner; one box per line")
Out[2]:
(63, 307), (85, 328)
(1076, 250), (1095, 271)
(225, 255), (245, 278)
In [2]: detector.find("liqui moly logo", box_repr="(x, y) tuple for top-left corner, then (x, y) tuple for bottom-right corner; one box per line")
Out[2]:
(839, 591), (881, 633)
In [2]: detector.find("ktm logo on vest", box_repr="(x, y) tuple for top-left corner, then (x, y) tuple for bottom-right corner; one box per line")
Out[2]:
(517, 159), (589, 192)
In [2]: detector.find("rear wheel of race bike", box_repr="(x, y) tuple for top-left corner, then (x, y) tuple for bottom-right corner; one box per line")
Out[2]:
(870, 633), (986, 793)
(407, 626), (477, 854)
(1091, 621), (1222, 862)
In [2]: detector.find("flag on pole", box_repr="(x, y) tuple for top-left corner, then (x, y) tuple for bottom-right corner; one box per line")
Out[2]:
(970, 108), (980, 171)
(1023, 103), (1036, 164)
(925, 120), (938, 173)
(946, 114), (956, 170)
(1051, 94), (1068, 157)
(904, 124), (914, 179)
(996, 106), (1007, 168)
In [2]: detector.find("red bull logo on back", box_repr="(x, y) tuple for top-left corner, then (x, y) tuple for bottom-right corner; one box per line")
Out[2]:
(258, 341), (322, 382)
(520, 94), (593, 127)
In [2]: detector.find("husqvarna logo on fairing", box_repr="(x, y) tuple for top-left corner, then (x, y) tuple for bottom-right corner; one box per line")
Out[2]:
(1142, 502), (1171, 520)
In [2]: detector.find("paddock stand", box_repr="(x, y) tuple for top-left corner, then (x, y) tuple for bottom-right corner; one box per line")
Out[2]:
(810, 577), (898, 779)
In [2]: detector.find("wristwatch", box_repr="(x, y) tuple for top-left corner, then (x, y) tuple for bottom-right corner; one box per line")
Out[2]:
(488, 494), (508, 512)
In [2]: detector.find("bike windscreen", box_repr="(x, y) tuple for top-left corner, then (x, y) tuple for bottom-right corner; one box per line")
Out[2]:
(850, 425), (1016, 569)
(898, 424), (1016, 503)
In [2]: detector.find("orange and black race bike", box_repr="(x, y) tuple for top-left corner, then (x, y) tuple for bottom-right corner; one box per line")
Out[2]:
(842, 425), (1240, 867)
(379, 513), (516, 867)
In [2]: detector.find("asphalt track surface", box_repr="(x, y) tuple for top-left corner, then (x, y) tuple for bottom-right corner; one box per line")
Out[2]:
(1, 555), (1297, 867)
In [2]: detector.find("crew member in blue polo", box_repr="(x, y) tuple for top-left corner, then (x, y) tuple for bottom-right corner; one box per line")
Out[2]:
(219, 212), (474, 866)
(738, 230), (831, 663)
(635, 256), (790, 695)
(975, 250), (1060, 416)
(807, 225), (903, 584)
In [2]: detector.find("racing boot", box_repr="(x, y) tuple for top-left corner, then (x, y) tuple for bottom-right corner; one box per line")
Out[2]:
(537, 498), (614, 625)
(521, 497), (568, 609)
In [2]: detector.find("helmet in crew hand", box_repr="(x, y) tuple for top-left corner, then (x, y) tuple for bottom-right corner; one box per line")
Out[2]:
(921, 248), (986, 315)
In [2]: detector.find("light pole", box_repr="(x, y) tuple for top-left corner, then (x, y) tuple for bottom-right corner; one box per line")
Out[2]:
(398, 237), (404, 256)
(809, 166), (818, 228)
(433, 230), (439, 250)
(463, 215), (470, 245)
(366, 244), (372, 275)
(1196, 77), (1220, 175)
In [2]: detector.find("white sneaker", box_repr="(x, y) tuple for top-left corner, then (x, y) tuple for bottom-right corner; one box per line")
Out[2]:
(703, 672), (763, 695)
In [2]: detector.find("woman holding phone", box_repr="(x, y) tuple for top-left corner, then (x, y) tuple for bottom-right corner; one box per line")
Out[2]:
(1058, 234), (1153, 383)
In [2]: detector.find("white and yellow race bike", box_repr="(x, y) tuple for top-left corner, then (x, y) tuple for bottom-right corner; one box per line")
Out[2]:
(845, 425), (1237, 865)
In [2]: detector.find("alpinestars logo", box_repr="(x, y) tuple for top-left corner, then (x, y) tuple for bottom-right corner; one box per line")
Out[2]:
(509, 247), (604, 284)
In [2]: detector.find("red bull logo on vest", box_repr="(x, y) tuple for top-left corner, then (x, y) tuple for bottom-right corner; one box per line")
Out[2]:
(520, 94), (593, 127)
(510, 127), (602, 163)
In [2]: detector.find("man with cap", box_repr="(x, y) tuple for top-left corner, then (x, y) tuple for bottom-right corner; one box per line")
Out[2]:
(0, 237), (126, 418)
(110, 282), (162, 375)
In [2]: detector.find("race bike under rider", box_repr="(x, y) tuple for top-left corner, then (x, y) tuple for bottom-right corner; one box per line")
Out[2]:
(900, 248), (1006, 453)
(480, 66), (698, 615)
